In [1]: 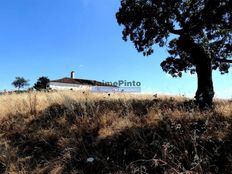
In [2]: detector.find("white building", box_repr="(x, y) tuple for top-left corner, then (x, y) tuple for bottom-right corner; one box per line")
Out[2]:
(49, 71), (117, 92)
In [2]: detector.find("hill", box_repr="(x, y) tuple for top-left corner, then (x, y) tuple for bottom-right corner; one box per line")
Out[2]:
(0, 91), (232, 174)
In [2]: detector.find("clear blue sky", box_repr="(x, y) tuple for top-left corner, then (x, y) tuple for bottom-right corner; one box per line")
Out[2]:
(0, 0), (231, 98)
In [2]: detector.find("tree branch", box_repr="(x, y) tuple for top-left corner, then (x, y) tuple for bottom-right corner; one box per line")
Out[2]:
(171, 29), (184, 35)
(166, 24), (183, 35)
(215, 58), (232, 63)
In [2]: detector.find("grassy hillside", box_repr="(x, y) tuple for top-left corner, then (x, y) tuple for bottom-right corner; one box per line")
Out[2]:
(0, 91), (232, 174)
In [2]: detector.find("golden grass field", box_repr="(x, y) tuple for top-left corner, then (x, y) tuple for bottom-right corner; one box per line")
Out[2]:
(0, 91), (232, 174)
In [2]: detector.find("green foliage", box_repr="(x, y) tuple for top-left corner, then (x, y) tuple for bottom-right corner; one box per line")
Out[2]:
(34, 76), (50, 91)
(12, 77), (29, 90)
(116, 0), (232, 77)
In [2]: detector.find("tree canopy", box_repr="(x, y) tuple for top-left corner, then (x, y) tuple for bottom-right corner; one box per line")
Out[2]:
(34, 76), (50, 91)
(116, 0), (231, 77)
(12, 77), (29, 90)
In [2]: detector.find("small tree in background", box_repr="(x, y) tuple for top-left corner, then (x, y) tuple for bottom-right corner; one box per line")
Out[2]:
(34, 76), (50, 91)
(12, 77), (29, 90)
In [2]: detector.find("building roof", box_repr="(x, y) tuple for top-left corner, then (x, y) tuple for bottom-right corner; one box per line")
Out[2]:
(50, 78), (115, 87)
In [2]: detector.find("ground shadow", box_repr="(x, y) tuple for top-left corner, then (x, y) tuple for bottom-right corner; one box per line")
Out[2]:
(0, 98), (231, 173)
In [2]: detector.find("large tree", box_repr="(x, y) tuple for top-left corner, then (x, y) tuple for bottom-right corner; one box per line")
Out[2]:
(116, 0), (232, 108)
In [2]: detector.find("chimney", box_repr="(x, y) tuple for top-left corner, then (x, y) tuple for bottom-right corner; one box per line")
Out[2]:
(71, 71), (75, 79)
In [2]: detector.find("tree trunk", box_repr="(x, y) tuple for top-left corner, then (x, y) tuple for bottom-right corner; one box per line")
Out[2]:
(195, 55), (214, 108)
(177, 35), (214, 108)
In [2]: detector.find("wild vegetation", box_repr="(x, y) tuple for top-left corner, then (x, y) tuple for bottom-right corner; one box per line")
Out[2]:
(0, 91), (232, 174)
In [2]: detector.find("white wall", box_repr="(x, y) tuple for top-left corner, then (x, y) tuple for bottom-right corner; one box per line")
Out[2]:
(49, 82), (92, 91)
(49, 82), (119, 92)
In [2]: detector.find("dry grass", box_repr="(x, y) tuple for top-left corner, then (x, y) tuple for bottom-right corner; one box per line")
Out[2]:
(0, 91), (188, 119)
(0, 91), (232, 174)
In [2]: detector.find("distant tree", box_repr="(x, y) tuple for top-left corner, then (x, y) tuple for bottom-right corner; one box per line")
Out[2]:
(116, 0), (231, 108)
(34, 76), (50, 91)
(12, 77), (29, 90)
